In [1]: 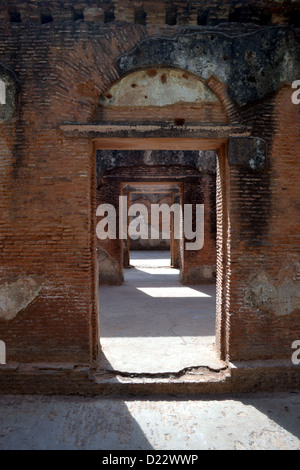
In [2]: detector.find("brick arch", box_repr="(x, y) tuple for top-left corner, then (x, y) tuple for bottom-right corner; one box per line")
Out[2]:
(96, 65), (239, 125)
(206, 75), (240, 124)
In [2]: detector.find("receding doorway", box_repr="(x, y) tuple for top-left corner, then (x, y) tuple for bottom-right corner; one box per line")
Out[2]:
(96, 147), (224, 374)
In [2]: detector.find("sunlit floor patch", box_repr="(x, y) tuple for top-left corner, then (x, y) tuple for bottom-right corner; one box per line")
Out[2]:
(100, 251), (220, 374)
(101, 336), (220, 373)
(130, 258), (171, 268)
(130, 250), (171, 268)
(135, 267), (179, 275)
(137, 287), (211, 298)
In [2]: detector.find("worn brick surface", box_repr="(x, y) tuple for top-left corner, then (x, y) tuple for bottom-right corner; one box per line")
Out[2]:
(0, 2), (299, 379)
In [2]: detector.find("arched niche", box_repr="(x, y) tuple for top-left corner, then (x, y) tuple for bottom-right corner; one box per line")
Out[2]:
(95, 67), (229, 125)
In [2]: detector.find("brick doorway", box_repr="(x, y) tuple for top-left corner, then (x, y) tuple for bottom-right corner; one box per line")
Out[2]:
(93, 135), (230, 374)
(121, 181), (182, 270)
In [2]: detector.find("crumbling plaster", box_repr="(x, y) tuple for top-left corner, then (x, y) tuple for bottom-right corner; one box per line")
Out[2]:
(0, 277), (44, 321)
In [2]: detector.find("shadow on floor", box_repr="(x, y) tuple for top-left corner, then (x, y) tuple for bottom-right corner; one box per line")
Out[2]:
(0, 393), (153, 450)
(1, 391), (300, 450)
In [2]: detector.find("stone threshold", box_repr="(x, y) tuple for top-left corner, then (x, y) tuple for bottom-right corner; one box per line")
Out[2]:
(0, 360), (299, 396)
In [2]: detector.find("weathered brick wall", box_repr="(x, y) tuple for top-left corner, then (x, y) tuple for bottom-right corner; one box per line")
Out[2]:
(0, 22), (147, 363)
(228, 87), (300, 361)
(0, 8), (299, 367)
(0, 0), (299, 27)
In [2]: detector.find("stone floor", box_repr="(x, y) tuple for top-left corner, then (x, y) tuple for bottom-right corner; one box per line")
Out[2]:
(1, 255), (299, 451)
(0, 392), (300, 450)
(100, 251), (224, 374)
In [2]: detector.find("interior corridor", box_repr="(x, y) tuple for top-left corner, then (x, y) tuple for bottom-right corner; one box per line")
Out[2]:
(100, 251), (225, 374)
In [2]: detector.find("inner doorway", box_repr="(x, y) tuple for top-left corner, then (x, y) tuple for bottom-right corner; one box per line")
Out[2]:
(123, 181), (182, 270)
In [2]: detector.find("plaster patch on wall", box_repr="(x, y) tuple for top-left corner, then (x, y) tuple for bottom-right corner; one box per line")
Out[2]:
(98, 247), (123, 285)
(100, 68), (219, 107)
(0, 277), (44, 321)
(183, 265), (216, 285)
(228, 137), (267, 170)
(245, 271), (300, 316)
(119, 29), (300, 106)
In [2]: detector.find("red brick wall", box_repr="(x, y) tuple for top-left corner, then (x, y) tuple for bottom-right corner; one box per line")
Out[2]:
(0, 23), (147, 363)
(0, 17), (298, 367)
(0, 0), (298, 27)
(228, 87), (300, 361)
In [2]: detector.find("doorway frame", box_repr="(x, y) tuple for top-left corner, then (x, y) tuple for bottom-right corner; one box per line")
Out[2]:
(89, 131), (233, 364)
(120, 181), (183, 269)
